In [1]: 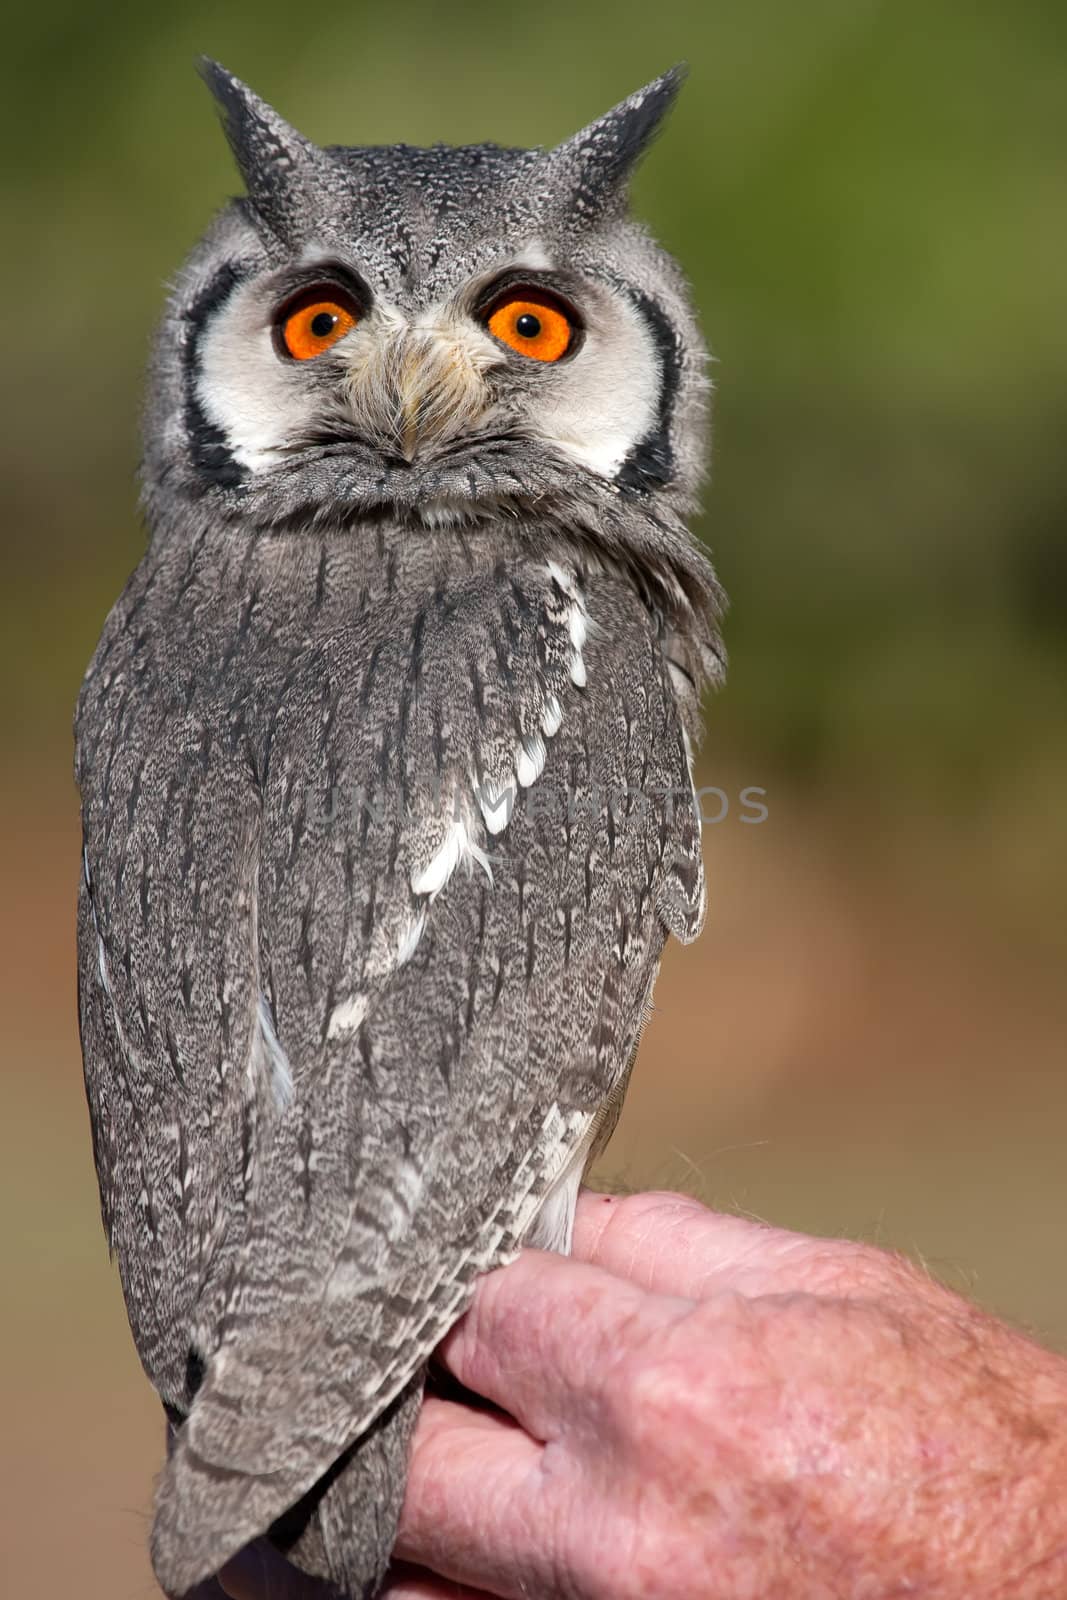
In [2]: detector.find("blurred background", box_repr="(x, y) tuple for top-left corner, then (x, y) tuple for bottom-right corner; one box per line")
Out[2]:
(2, 0), (1064, 1593)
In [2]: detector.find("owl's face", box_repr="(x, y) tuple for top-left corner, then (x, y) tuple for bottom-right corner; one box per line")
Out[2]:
(144, 65), (708, 540)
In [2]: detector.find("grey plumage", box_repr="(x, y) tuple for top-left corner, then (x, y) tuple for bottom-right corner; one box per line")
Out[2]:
(76, 60), (723, 1598)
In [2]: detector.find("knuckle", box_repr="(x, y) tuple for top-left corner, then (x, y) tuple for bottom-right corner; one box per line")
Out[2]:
(803, 1238), (909, 1300)
(615, 1348), (709, 1454)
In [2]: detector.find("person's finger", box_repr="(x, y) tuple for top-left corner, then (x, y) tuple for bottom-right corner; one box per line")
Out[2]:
(393, 1393), (557, 1598)
(434, 1248), (690, 1439)
(573, 1189), (829, 1299)
(380, 1561), (499, 1599)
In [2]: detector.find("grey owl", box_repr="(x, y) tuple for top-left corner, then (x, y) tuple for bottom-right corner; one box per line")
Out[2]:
(75, 59), (723, 1599)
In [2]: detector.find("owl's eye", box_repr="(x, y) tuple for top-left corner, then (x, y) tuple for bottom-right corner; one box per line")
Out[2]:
(276, 285), (360, 361)
(485, 289), (575, 363)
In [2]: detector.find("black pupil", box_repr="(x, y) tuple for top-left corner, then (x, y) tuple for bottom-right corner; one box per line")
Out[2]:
(310, 310), (337, 338)
(515, 312), (541, 339)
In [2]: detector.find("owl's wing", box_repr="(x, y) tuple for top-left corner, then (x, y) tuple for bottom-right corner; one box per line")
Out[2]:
(83, 553), (705, 1592)
(77, 673), (271, 1407)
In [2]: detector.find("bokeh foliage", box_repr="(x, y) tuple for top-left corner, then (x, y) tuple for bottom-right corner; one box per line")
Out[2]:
(3, 0), (1064, 810)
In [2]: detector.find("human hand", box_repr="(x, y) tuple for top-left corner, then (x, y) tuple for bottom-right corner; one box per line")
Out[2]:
(385, 1190), (1067, 1599)
(219, 1189), (1067, 1600)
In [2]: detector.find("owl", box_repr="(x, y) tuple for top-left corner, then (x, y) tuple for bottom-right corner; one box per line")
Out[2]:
(75, 59), (723, 1598)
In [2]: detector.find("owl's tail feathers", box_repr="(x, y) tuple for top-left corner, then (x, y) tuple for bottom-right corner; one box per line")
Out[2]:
(274, 1378), (422, 1595)
(149, 1336), (420, 1596)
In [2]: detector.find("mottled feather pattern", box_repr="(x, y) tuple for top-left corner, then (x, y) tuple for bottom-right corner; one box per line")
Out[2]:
(77, 520), (710, 1590)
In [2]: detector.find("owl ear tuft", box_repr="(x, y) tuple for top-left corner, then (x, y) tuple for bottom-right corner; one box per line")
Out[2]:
(541, 66), (687, 224)
(199, 59), (337, 241)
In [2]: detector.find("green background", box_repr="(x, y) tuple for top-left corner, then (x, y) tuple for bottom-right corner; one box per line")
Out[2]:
(1, 3), (1064, 1594)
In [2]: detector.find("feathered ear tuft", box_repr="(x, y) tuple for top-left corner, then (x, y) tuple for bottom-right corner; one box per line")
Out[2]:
(538, 66), (687, 225)
(198, 58), (338, 241)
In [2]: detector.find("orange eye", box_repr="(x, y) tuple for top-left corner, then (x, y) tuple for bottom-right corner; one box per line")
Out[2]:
(486, 290), (575, 362)
(278, 287), (359, 361)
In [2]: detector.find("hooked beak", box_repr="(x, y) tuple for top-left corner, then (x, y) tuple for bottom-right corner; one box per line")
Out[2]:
(344, 326), (493, 463)
(397, 348), (424, 462)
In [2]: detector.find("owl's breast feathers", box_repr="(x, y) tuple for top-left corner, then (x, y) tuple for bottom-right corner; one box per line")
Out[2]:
(75, 524), (710, 1588)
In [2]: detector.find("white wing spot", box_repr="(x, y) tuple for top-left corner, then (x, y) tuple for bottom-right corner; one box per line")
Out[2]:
(541, 695), (562, 738)
(396, 910), (428, 966)
(411, 822), (463, 898)
(478, 775), (515, 837)
(254, 994), (294, 1109)
(464, 833), (494, 884)
(516, 733), (547, 789)
(411, 815), (493, 899)
(327, 992), (369, 1040)
(544, 561), (590, 694)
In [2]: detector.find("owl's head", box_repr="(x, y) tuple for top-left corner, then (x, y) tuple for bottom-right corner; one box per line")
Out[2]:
(144, 62), (710, 564)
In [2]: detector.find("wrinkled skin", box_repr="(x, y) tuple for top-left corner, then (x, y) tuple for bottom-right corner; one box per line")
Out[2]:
(219, 1190), (1067, 1600)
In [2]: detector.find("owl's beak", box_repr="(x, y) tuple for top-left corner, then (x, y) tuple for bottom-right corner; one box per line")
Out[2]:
(397, 353), (424, 463)
(345, 327), (491, 463)
(400, 407), (420, 462)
